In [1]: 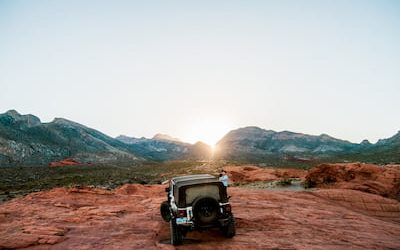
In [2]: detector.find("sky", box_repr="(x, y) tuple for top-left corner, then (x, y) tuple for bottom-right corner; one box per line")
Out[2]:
(1, 0), (399, 145)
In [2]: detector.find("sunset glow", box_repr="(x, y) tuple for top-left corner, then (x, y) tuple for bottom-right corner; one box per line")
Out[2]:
(182, 119), (232, 146)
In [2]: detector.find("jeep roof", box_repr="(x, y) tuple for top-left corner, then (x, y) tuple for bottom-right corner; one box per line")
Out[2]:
(170, 174), (228, 207)
(171, 174), (219, 188)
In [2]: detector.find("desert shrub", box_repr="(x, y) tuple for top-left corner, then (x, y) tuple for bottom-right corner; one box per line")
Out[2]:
(276, 178), (292, 186)
(303, 179), (315, 189)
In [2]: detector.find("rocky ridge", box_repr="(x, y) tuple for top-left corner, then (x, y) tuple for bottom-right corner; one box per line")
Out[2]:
(215, 126), (400, 164)
(305, 162), (400, 201)
(1, 110), (399, 166)
(0, 110), (212, 166)
(0, 110), (138, 166)
(115, 135), (212, 162)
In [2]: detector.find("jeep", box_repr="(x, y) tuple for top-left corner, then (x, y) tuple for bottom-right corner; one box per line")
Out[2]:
(160, 174), (236, 245)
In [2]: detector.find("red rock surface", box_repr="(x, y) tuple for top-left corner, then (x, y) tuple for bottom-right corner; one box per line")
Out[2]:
(1, 184), (399, 249)
(224, 165), (307, 183)
(305, 163), (400, 201)
(49, 158), (82, 167)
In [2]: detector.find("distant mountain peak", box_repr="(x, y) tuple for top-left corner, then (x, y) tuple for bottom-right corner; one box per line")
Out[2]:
(51, 117), (85, 128)
(152, 133), (182, 142)
(2, 110), (41, 127)
(52, 117), (72, 123)
(238, 126), (271, 132)
(5, 109), (21, 117)
(376, 131), (400, 146)
(320, 133), (332, 138)
(237, 126), (277, 134)
(361, 139), (371, 145)
(193, 141), (210, 147)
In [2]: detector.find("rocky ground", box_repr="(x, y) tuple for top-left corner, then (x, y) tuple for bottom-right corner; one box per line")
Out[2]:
(0, 163), (399, 249)
(305, 163), (400, 201)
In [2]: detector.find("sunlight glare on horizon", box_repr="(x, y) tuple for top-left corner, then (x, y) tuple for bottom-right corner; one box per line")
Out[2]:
(182, 118), (232, 146)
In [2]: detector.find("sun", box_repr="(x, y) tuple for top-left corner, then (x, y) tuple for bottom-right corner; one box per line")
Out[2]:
(183, 119), (232, 147)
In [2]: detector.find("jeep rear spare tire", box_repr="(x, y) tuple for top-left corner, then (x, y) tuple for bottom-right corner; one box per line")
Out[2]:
(192, 197), (219, 225)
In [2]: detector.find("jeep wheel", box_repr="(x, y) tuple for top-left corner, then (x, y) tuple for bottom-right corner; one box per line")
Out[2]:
(192, 197), (219, 225)
(222, 217), (236, 238)
(160, 201), (171, 222)
(170, 219), (183, 245)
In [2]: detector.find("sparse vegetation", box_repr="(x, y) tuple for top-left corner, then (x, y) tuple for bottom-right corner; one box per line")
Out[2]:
(0, 161), (214, 202)
(303, 179), (315, 189)
(276, 178), (292, 186)
(1, 160), (309, 202)
(232, 178), (304, 190)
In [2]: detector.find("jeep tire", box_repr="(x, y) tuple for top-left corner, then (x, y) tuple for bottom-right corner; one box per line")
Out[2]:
(222, 216), (236, 238)
(160, 201), (171, 222)
(192, 197), (219, 225)
(170, 219), (183, 245)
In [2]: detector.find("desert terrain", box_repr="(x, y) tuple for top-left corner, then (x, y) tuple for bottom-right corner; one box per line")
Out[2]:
(0, 163), (399, 250)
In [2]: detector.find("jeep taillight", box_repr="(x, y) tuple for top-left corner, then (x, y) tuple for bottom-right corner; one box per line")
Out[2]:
(177, 209), (187, 217)
(223, 204), (232, 213)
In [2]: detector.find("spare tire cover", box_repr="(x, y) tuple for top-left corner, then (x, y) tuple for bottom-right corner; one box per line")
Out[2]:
(192, 197), (219, 225)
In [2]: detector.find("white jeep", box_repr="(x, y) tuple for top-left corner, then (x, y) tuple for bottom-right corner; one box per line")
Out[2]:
(160, 174), (236, 245)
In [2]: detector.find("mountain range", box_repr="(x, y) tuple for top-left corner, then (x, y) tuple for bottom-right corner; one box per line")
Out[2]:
(0, 110), (399, 167)
(214, 126), (399, 165)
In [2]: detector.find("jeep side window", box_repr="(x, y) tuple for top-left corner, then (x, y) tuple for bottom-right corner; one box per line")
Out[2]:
(173, 184), (179, 205)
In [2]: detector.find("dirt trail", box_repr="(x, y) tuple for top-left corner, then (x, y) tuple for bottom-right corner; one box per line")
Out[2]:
(1, 183), (399, 250)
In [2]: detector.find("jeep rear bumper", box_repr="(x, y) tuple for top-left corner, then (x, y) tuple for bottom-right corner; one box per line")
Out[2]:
(176, 216), (232, 229)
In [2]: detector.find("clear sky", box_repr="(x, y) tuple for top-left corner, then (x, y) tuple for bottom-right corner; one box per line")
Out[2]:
(1, 0), (399, 145)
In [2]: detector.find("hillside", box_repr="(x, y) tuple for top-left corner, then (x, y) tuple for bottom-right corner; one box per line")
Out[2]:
(0, 110), (138, 166)
(215, 126), (400, 165)
(339, 131), (400, 164)
(115, 135), (212, 161)
(0, 110), (212, 167)
(1, 110), (399, 167)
